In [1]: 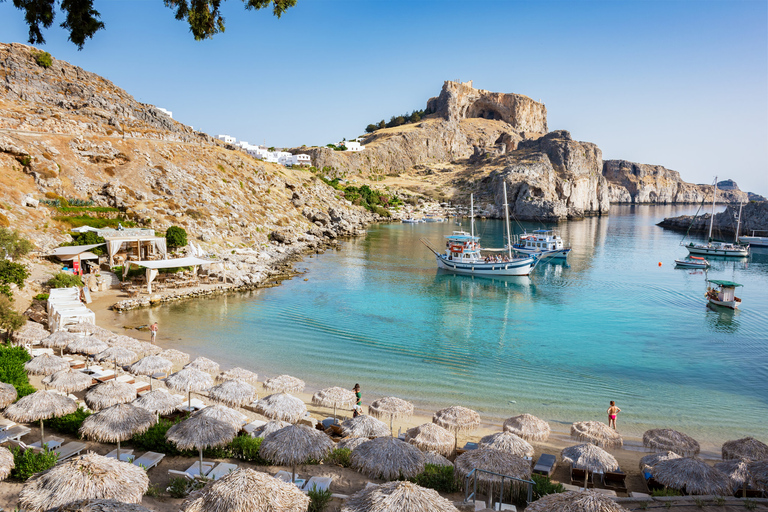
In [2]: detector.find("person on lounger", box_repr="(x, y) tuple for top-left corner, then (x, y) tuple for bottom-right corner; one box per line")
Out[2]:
(607, 400), (621, 429)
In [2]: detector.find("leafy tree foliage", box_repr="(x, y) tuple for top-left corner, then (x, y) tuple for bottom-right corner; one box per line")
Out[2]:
(33, 49), (52, 67)
(0, 260), (30, 299)
(165, 225), (187, 248)
(364, 107), (433, 133)
(0, 228), (34, 260)
(0, 344), (35, 396)
(5, 0), (297, 49)
(62, 231), (106, 255)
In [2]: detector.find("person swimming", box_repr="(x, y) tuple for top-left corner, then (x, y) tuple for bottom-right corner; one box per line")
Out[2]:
(607, 400), (621, 430)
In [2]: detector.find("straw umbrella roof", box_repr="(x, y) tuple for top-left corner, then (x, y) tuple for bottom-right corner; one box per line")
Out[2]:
(158, 348), (190, 365)
(192, 404), (246, 429)
(0, 446), (14, 481)
(748, 460), (768, 492)
(181, 468), (310, 512)
(337, 436), (370, 451)
(129, 356), (172, 376)
(526, 490), (630, 512)
(25, 354), (70, 375)
(714, 459), (751, 489)
(251, 420), (290, 439)
(404, 423), (455, 457)
(432, 406), (480, 434)
(651, 457), (732, 495)
(13, 322), (48, 344)
(18, 452), (149, 511)
(5, 390), (77, 422)
(503, 413), (551, 442)
(722, 437), (768, 461)
(67, 336), (109, 356)
(94, 347), (137, 366)
(54, 499), (154, 512)
(561, 444), (620, 473)
(41, 331), (78, 350)
(166, 414), (239, 451)
(207, 380), (256, 407)
(185, 356), (220, 374)
(133, 390), (182, 416)
(479, 431), (535, 458)
(216, 367), (258, 385)
(253, 393), (307, 423)
(312, 386), (356, 408)
(341, 415), (390, 438)
(368, 396), (414, 421)
(165, 367), (214, 393)
(107, 336), (147, 355)
(570, 421), (623, 449)
(643, 428), (700, 457)
(141, 343), (162, 356)
(42, 369), (94, 393)
(424, 451), (453, 467)
(68, 322), (109, 336)
(341, 481), (459, 512)
(639, 451), (682, 471)
(79, 403), (156, 443)
(85, 380), (137, 410)
(0, 383), (17, 409)
(350, 437), (425, 481)
(260, 424), (334, 466)
(263, 374), (305, 393)
(455, 448), (532, 494)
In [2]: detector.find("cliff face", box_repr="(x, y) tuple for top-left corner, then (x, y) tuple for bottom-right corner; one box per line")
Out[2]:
(657, 201), (768, 237)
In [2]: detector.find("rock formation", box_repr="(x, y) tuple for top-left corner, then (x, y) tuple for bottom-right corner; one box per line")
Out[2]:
(657, 201), (768, 238)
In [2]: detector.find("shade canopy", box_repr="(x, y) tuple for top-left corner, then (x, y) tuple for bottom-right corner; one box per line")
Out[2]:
(19, 452), (149, 511)
(0, 446), (14, 481)
(216, 367), (258, 385)
(251, 420), (290, 439)
(526, 490), (630, 512)
(424, 451), (453, 467)
(404, 423), (455, 457)
(124, 256), (209, 270)
(312, 387), (356, 408)
(94, 347), (137, 366)
(253, 393), (307, 423)
(25, 354), (69, 375)
(263, 374), (305, 393)
(714, 459), (751, 488)
(49, 243), (105, 257)
(59, 251), (99, 262)
(5, 390), (77, 423)
(192, 404), (246, 429)
(337, 436), (370, 451)
(0, 383), (17, 409)
(13, 322), (49, 345)
(639, 451), (681, 471)
(721, 437), (768, 461)
(340, 415), (390, 438)
(561, 443), (619, 473)
(570, 421), (623, 449)
(259, 424), (334, 468)
(185, 356), (220, 374)
(40, 331), (78, 350)
(479, 431), (535, 458)
(133, 390), (182, 416)
(66, 336), (109, 356)
(52, 499), (153, 512)
(166, 414), (239, 451)
(432, 406), (480, 434)
(85, 380), (137, 410)
(129, 356), (173, 376)
(341, 481), (460, 512)
(350, 437), (425, 481)
(651, 457), (732, 495)
(503, 413), (551, 442)
(749, 460), (768, 492)
(368, 396), (414, 421)
(42, 369), (93, 393)
(79, 403), (156, 443)
(207, 380), (256, 407)
(158, 348), (190, 365)
(165, 367), (214, 393)
(643, 428), (700, 457)
(454, 448), (532, 495)
(180, 468), (310, 512)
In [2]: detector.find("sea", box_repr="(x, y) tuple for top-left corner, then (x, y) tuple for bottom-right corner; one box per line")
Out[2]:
(105, 205), (768, 451)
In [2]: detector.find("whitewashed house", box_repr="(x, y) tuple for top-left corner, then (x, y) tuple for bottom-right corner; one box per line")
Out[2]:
(292, 154), (311, 167)
(217, 135), (236, 144)
(343, 141), (365, 152)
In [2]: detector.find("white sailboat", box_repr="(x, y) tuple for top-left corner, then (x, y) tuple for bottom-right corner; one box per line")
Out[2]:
(683, 177), (749, 258)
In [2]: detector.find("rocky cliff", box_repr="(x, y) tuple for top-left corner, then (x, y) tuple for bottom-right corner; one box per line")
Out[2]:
(657, 201), (768, 238)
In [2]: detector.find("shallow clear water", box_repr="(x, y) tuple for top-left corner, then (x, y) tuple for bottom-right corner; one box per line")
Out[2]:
(110, 205), (768, 449)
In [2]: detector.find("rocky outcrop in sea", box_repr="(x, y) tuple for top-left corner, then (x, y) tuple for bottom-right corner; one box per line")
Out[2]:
(657, 201), (768, 237)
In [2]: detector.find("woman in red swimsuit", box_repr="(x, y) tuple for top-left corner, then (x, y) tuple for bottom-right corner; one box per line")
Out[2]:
(607, 401), (621, 430)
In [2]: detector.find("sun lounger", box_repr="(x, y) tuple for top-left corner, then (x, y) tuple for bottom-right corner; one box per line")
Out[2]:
(570, 467), (591, 487)
(92, 369), (116, 382)
(274, 470), (295, 483)
(53, 442), (86, 462)
(203, 462), (238, 481)
(0, 425), (31, 443)
(168, 469), (195, 482)
(132, 381), (151, 393)
(69, 360), (86, 369)
(629, 491), (651, 498)
(603, 470), (627, 492)
(105, 448), (134, 462)
(184, 461), (214, 477)
(132, 451), (165, 470)
(28, 347), (54, 357)
(115, 374), (135, 384)
(462, 442), (479, 450)
(29, 436), (65, 451)
(532, 454), (557, 477)
(643, 471), (664, 493)
(243, 420), (267, 436)
(321, 418), (337, 429)
(0, 418), (16, 431)
(177, 398), (206, 412)
(302, 476), (333, 493)
(151, 372), (167, 380)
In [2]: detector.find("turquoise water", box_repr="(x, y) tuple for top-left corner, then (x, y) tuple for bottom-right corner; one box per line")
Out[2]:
(108, 205), (768, 449)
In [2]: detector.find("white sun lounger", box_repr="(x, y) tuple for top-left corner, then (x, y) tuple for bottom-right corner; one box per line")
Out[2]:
(302, 476), (333, 493)
(0, 425), (31, 443)
(183, 461), (215, 477)
(202, 462), (238, 481)
(274, 470), (295, 483)
(29, 437), (65, 451)
(132, 451), (165, 470)
(105, 448), (134, 462)
(115, 374), (135, 384)
(92, 369), (116, 382)
(243, 420), (267, 436)
(53, 442), (86, 462)
(132, 381), (151, 393)
(0, 418), (16, 431)
(177, 398), (206, 412)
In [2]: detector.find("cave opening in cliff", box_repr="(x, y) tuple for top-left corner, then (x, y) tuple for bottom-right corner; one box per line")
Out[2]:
(465, 101), (504, 121)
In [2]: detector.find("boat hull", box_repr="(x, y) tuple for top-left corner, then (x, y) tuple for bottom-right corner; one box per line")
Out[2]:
(686, 246), (748, 258)
(739, 236), (768, 247)
(708, 299), (739, 309)
(436, 255), (534, 276)
(674, 259), (709, 269)
(513, 246), (570, 259)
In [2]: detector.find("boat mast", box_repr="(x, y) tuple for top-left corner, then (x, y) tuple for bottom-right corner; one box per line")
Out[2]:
(708, 176), (717, 241)
(503, 183), (512, 258)
(735, 201), (743, 243)
(470, 193), (475, 240)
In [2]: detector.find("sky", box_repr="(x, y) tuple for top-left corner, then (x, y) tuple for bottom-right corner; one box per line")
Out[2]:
(0, 0), (766, 194)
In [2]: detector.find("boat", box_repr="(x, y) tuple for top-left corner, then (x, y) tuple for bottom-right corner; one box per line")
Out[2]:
(421, 186), (541, 277)
(683, 178), (749, 258)
(674, 256), (710, 269)
(402, 218), (421, 224)
(739, 231), (768, 248)
(511, 229), (571, 259)
(424, 216), (444, 223)
(706, 279), (743, 309)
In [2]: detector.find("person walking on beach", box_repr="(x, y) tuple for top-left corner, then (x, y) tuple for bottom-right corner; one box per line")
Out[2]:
(150, 322), (158, 343)
(607, 400), (621, 430)
(353, 383), (361, 418)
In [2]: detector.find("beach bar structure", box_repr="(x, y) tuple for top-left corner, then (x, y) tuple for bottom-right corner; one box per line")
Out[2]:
(48, 243), (106, 275)
(123, 257), (214, 293)
(102, 228), (167, 266)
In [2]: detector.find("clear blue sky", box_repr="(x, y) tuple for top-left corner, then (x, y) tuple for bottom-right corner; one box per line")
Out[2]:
(1, 0), (766, 194)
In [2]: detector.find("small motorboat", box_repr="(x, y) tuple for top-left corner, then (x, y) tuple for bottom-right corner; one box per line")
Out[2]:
(706, 280), (743, 309)
(674, 256), (710, 269)
(402, 218), (421, 224)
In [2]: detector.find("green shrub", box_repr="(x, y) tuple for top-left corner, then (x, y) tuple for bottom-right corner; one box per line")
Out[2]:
(531, 474), (564, 500)
(33, 293), (49, 301)
(228, 435), (269, 464)
(46, 272), (82, 289)
(131, 417), (190, 456)
(0, 260), (30, 291)
(10, 446), (57, 480)
(324, 447), (351, 468)
(62, 231), (106, 255)
(0, 228), (34, 260)
(47, 407), (91, 436)
(0, 296), (26, 333)
(33, 50), (53, 68)
(144, 483), (161, 497)
(165, 226), (187, 248)
(307, 486), (333, 512)
(409, 464), (459, 493)
(651, 488), (683, 497)
(167, 476), (189, 498)
(53, 215), (135, 229)
(0, 344), (34, 397)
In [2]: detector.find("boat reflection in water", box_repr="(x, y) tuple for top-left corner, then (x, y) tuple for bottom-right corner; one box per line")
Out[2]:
(706, 302), (739, 333)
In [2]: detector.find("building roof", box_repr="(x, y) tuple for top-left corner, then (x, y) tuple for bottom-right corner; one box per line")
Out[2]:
(708, 280), (743, 287)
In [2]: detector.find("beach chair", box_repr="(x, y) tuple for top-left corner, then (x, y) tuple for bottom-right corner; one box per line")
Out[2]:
(132, 381), (151, 393)
(53, 442), (86, 462)
(0, 425), (31, 443)
(643, 472), (664, 493)
(302, 476), (333, 494)
(463, 442), (479, 450)
(132, 451), (165, 470)
(629, 492), (651, 498)
(115, 374), (135, 384)
(532, 454), (557, 477)
(92, 369), (116, 382)
(0, 418), (16, 431)
(321, 418), (336, 429)
(603, 470), (627, 492)
(184, 461), (215, 478)
(204, 462), (238, 481)
(29, 437), (65, 451)
(570, 467), (591, 487)
(105, 448), (134, 462)
(69, 360), (86, 369)
(274, 470), (296, 483)
(243, 420), (267, 436)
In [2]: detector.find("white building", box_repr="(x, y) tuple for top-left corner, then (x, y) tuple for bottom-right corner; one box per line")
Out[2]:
(217, 135), (236, 144)
(292, 154), (311, 167)
(343, 141), (365, 152)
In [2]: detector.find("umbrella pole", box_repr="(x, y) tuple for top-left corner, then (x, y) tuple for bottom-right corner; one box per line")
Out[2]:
(149, 375), (153, 391)
(117, 440), (121, 462)
(390, 414), (394, 436)
(40, 419), (45, 447)
(199, 448), (204, 476)
(292, 463), (296, 483)
(333, 402), (337, 424)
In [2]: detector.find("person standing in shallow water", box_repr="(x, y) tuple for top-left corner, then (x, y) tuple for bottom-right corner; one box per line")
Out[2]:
(353, 383), (361, 418)
(150, 322), (158, 343)
(607, 400), (621, 430)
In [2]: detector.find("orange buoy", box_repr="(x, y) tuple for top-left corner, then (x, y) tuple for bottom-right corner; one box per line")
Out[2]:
(658, 262), (662, 267)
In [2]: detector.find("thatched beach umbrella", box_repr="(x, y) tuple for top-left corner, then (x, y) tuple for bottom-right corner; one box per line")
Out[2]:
(217, 367), (258, 385)
(639, 451), (681, 471)
(25, 353), (69, 376)
(5, 390), (77, 448)
(41, 331), (78, 356)
(207, 379), (256, 407)
(526, 490), (629, 512)
(369, 396), (414, 435)
(570, 421), (623, 449)
(454, 448), (532, 501)
(341, 481), (460, 512)
(85, 380), (136, 410)
(404, 423), (455, 457)
(185, 356), (220, 374)
(181, 468), (310, 512)
(503, 413), (551, 442)
(253, 393), (307, 423)
(748, 460), (768, 492)
(129, 355), (173, 391)
(68, 322), (109, 337)
(54, 499), (153, 512)
(0, 383), (17, 409)
(433, 405), (480, 451)
(651, 457), (732, 495)
(722, 437), (768, 461)
(165, 367), (214, 393)
(13, 322), (48, 345)
(312, 386), (356, 424)
(259, 424), (334, 482)
(94, 347), (137, 368)
(133, 389), (182, 419)
(350, 437), (425, 481)
(19, 452), (149, 511)
(158, 348), (190, 365)
(561, 444), (619, 478)
(166, 414), (239, 476)
(337, 436), (370, 451)
(42, 369), (93, 393)
(107, 336), (147, 356)
(251, 420), (290, 439)
(341, 415), (390, 438)
(193, 404), (246, 429)
(140, 343), (162, 356)
(263, 374), (305, 393)
(424, 451), (453, 467)
(643, 428), (700, 457)
(714, 459), (751, 493)
(0, 446), (14, 481)
(480, 431), (534, 458)
(79, 403), (156, 462)
(67, 336), (109, 356)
